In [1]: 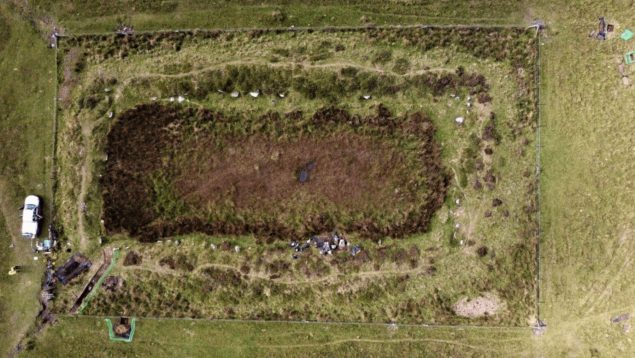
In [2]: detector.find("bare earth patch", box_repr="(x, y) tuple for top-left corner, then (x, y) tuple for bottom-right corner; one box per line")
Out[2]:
(453, 293), (503, 318)
(175, 134), (411, 212)
(102, 104), (448, 241)
(58, 47), (81, 107)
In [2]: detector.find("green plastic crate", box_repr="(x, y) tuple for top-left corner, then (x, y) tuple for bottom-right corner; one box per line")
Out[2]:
(105, 318), (136, 342)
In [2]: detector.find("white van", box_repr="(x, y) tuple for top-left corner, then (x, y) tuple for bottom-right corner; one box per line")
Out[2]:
(21, 195), (42, 239)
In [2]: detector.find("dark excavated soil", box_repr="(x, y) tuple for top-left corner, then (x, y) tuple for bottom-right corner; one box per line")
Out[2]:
(101, 104), (448, 241)
(174, 134), (411, 212)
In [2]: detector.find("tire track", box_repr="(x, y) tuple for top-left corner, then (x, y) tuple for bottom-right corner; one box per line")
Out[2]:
(580, 229), (634, 316)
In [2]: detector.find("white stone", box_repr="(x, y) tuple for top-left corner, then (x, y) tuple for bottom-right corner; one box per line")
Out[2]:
(455, 116), (465, 124)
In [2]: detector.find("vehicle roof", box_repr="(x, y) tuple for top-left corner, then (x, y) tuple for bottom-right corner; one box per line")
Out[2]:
(21, 221), (37, 236)
(22, 196), (39, 223)
(24, 195), (40, 206)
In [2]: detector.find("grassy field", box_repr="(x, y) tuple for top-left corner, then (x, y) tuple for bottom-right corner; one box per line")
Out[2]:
(30, 0), (525, 34)
(27, 315), (534, 357)
(536, 1), (635, 355)
(0, 3), (56, 357)
(3, 0), (635, 357)
(45, 24), (538, 327)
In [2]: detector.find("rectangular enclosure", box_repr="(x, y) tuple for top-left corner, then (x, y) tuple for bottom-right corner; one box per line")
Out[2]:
(52, 26), (540, 326)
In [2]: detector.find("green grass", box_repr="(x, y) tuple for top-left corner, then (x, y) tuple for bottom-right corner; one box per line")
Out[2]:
(534, 1), (635, 355)
(27, 315), (533, 357)
(31, 0), (526, 34)
(0, 2), (56, 356)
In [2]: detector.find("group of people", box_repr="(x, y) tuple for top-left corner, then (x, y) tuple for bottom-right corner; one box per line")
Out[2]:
(290, 232), (352, 258)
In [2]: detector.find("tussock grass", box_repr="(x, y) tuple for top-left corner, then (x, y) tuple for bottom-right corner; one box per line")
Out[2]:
(51, 26), (539, 328)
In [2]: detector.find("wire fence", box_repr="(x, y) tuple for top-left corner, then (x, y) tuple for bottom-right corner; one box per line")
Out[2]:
(534, 30), (544, 323)
(50, 22), (544, 331)
(60, 313), (533, 331)
(56, 22), (528, 39)
(50, 43), (59, 223)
